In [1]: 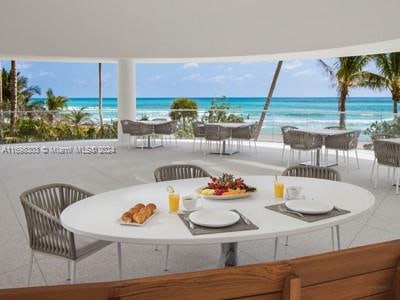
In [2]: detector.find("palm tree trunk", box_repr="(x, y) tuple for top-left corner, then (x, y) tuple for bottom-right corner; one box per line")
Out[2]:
(393, 95), (398, 115)
(9, 60), (17, 136)
(98, 63), (104, 133)
(255, 60), (283, 139)
(338, 89), (347, 129)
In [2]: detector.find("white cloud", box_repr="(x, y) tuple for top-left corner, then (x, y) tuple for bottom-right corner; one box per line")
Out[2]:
(225, 67), (233, 72)
(209, 75), (228, 83)
(17, 62), (31, 70)
(284, 60), (302, 70)
(293, 69), (316, 77)
(149, 74), (162, 81)
(183, 63), (199, 69)
(38, 71), (54, 77)
(183, 73), (201, 81)
(209, 73), (253, 83)
(233, 73), (253, 81)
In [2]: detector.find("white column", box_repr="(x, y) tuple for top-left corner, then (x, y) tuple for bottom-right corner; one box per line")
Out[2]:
(117, 59), (136, 144)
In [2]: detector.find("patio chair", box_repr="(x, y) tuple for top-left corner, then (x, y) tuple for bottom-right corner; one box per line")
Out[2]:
(287, 130), (323, 167)
(373, 140), (400, 194)
(192, 121), (206, 151)
(152, 118), (168, 121)
(324, 126), (344, 130)
(204, 124), (232, 156)
(325, 130), (360, 168)
(281, 165), (341, 253)
(231, 123), (258, 152)
(154, 164), (211, 271)
(280, 126), (298, 161)
(20, 183), (122, 285)
(370, 134), (395, 180)
(120, 120), (154, 149)
(154, 120), (177, 146)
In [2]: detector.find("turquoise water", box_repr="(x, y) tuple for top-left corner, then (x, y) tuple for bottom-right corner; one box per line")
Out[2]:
(32, 97), (396, 140)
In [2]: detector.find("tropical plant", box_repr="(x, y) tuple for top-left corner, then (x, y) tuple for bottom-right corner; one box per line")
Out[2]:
(64, 108), (92, 135)
(98, 63), (104, 131)
(319, 56), (372, 128)
(362, 53), (400, 114)
(201, 99), (244, 123)
(363, 117), (400, 149)
(255, 61), (283, 139)
(169, 98), (198, 125)
(38, 88), (69, 123)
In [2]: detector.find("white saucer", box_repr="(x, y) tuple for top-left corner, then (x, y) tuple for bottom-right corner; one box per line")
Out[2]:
(181, 205), (202, 212)
(285, 194), (306, 200)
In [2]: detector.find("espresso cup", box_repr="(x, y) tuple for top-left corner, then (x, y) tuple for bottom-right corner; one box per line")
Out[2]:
(182, 194), (199, 211)
(286, 186), (302, 199)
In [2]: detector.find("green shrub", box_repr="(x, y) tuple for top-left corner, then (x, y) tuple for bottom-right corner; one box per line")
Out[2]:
(363, 117), (400, 149)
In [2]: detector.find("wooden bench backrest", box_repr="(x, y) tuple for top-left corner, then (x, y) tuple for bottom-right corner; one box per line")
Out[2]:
(0, 240), (399, 300)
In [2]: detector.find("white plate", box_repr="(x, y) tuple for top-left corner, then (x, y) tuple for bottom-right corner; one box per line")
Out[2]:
(189, 210), (240, 228)
(120, 211), (158, 226)
(196, 187), (256, 200)
(285, 200), (333, 214)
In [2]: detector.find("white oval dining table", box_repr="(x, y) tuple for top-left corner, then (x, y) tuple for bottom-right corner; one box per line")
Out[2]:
(61, 176), (375, 267)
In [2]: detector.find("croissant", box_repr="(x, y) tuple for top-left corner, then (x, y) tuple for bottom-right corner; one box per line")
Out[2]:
(133, 212), (146, 224)
(121, 212), (133, 223)
(133, 203), (145, 210)
(146, 203), (157, 213)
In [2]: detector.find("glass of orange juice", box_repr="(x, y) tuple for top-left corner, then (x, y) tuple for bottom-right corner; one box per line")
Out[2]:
(167, 186), (180, 213)
(274, 181), (284, 199)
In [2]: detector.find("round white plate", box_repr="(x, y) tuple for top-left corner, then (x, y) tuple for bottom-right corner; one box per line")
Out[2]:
(196, 188), (256, 200)
(189, 210), (240, 228)
(285, 199), (333, 214)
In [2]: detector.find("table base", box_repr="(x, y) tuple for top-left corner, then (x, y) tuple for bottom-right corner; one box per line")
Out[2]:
(136, 136), (163, 149)
(300, 161), (338, 167)
(209, 140), (239, 156)
(218, 242), (238, 267)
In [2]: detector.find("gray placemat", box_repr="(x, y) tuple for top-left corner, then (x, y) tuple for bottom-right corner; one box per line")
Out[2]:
(178, 210), (259, 235)
(265, 203), (350, 223)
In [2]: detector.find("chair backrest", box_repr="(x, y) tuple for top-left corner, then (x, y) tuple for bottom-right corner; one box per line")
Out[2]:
(152, 118), (167, 121)
(288, 130), (323, 150)
(204, 125), (231, 140)
(120, 120), (153, 135)
(325, 130), (360, 150)
(20, 184), (93, 259)
(192, 121), (205, 137)
(154, 164), (211, 182)
(282, 165), (341, 181)
(231, 125), (251, 139)
(324, 126), (344, 130)
(4, 240), (399, 299)
(373, 140), (400, 167)
(281, 126), (298, 145)
(154, 121), (177, 135)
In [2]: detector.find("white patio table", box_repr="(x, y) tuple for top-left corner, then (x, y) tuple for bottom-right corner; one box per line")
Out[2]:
(61, 176), (374, 268)
(138, 120), (170, 149)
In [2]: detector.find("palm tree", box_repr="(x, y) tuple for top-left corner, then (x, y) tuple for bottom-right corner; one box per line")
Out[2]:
(9, 60), (17, 135)
(319, 56), (372, 128)
(255, 60), (283, 139)
(0, 60), (3, 141)
(65, 107), (92, 131)
(362, 53), (400, 114)
(98, 63), (104, 132)
(42, 88), (68, 122)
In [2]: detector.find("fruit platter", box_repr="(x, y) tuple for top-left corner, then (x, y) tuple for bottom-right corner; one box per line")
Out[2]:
(197, 173), (257, 200)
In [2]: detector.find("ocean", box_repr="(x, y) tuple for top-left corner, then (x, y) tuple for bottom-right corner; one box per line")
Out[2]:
(33, 97), (396, 141)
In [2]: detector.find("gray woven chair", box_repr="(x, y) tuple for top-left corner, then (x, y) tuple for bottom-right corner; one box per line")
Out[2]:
(281, 126), (298, 161)
(287, 130), (323, 167)
(154, 120), (178, 146)
(282, 165), (341, 181)
(324, 126), (344, 130)
(370, 134), (395, 179)
(20, 183), (122, 285)
(232, 123), (258, 152)
(373, 140), (400, 194)
(325, 131), (360, 168)
(280, 165), (341, 254)
(192, 121), (206, 151)
(153, 164), (211, 271)
(204, 124), (232, 156)
(120, 119), (154, 149)
(152, 118), (168, 121)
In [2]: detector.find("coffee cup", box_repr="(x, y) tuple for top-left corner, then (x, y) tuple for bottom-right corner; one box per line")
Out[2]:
(182, 194), (199, 211)
(286, 186), (302, 199)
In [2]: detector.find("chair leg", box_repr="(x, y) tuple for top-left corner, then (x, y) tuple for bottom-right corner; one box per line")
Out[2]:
(70, 261), (76, 284)
(374, 163), (379, 189)
(192, 138), (196, 152)
(370, 158), (376, 180)
(396, 168), (399, 195)
(273, 237), (278, 261)
(335, 225), (341, 250)
(67, 260), (71, 281)
(164, 244), (170, 271)
(281, 144), (285, 161)
(253, 140), (257, 153)
(284, 236), (289, 246)
(287, 149), (291, 167)
(27, 250), (34, 286)
(117, 242), (122, 280)
(355, 149), (360, 169)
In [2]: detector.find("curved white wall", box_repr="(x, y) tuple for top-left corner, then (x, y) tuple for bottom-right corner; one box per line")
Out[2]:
(0, 0), (400, 61)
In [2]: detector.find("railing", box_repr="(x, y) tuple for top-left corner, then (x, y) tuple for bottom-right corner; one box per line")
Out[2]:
(0, 108), (396, 144)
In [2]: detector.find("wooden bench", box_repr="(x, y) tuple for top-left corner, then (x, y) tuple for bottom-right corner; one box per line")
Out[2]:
(1, 240), (399, 299)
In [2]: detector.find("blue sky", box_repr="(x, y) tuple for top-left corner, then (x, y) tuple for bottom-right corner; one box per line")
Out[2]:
(1, 59), (390, 98)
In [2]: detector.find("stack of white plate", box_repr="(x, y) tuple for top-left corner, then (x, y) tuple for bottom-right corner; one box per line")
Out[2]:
(189, 210), (240, 227)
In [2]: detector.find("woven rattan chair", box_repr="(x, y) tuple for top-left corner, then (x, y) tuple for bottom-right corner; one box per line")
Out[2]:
(154, 164), (211, 270)
(370, 134), (395, 179)
(192, 121), (206, 151)
(324, 126), (344, 130)
(154, 121), (178, 146)
(325, 131), (360, 168)
(20, 183), (122, 285)
(120, 119), (154, 149)
(231, 123), (258, 152)
(204, 125), (232, 156)
(152, 118), (168, 121)
(281, 126), (298, 161)
(287, 130), (323, 167)
(281, 165), (341, 254)
(373, 140), (400, 194)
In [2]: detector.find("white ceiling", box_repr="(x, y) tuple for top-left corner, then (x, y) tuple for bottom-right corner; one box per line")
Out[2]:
(0, 0), (400, 62)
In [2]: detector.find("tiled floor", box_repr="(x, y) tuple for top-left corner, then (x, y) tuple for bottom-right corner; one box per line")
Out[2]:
(0, 139), (399, 288)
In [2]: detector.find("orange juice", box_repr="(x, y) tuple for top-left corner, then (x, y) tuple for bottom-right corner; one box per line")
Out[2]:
(274, 182), (284, 199)
(168, 193), (180, 212)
